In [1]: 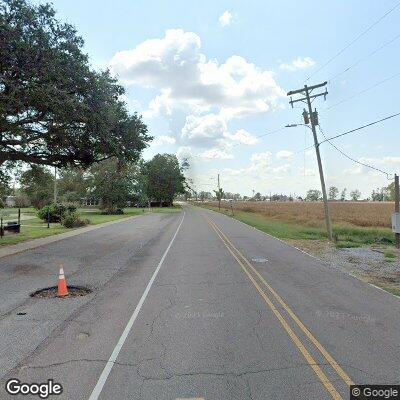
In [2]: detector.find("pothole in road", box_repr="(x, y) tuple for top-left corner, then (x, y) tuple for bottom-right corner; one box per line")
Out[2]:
(30, 286), (92, 299)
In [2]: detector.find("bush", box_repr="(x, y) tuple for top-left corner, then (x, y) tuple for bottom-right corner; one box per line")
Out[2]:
(61, 210), (89, 228)
(100, 208), (124, 215)
(37, 203), (77, 223)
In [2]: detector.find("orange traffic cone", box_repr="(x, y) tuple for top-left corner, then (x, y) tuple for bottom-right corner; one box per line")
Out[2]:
(57, 266), (69, 297)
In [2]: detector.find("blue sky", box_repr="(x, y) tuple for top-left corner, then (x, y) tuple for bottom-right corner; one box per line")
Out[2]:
(36, 0), (400, 198)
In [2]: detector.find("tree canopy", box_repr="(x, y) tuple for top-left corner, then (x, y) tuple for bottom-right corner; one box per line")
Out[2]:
(143, 154), (186, 206)
(19, 165), (53, 208)
(90, 158), (135, 213)
(0, 0), (151, 168)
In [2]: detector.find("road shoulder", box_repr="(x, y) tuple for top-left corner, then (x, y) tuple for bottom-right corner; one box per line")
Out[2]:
(0, 214), (143, 259)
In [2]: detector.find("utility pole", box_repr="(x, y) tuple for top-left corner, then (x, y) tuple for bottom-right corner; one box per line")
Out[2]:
(287, 82), (333, 241)
(53, 166), (58, 204)
(395, 174), (399, 249)
(217, 173), (221, 211)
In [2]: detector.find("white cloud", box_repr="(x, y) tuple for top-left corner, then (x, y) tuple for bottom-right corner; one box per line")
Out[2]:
(110, 29), (285, 120)
(219, 11), (233, 27)
(361, 156), (400, 166)
(343, 156), (400, 176)
(276, 150), (294, 159)
(280, 57), (315, 71)
(176, 146), (193, 161)
(181, 113), (227, 144)
(181, 113), (259, 149)
(200, 148), (234, 160)
(151, 135), (176, 146)
(299, 167), (316, 177)
(343, 165), (363, 175)
(223, 129), (259, 145)
(220, 151), (294, 182)
(250, 151), (273, 169)
(273, 164), (291, 173)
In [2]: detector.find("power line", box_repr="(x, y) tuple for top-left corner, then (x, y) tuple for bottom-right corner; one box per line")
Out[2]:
(229, 126), (286, 149)
(326, 71), (400, 110)
(319, 111), (400, 143)
(305, 1), (400, 81)
(328, 31), (400, 82)
(193, 111), (400, 189)
(184, 126), (287, 160)
(318, 125), (392, 179)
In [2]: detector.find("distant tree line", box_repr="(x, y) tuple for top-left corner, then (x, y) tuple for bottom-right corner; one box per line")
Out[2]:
(192, 182), (396, 203)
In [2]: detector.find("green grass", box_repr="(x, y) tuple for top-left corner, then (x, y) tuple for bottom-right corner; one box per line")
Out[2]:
(384, 250), (396, 259)
(0, 219), (69, 246)
(0, 205), (181, 247)
(202, 205), (395, 248)
(367, 281), (400, 297)
(384, 250), (397, 262)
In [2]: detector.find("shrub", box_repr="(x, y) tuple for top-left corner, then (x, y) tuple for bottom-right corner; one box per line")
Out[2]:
(37, 203), (77, 223)
(61, 210), (89, 228)
(100, 208), (124, 215)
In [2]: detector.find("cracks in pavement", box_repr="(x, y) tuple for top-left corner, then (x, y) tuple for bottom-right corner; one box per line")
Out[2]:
(244, 377), (254, 400)
(20, 357), (380, 384)
(132, 361), (375, 381)
(252, 309), (265, 353)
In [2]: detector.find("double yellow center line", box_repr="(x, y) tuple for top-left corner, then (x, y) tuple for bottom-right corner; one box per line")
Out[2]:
(204, 215), (354, 400)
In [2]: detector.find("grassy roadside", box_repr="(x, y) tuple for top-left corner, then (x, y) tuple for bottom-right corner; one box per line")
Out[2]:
(200, 205), (394, 248)
(0, 206), (181, 247)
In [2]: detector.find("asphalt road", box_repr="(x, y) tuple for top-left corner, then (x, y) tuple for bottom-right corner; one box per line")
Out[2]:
(0, 206), (399, 400)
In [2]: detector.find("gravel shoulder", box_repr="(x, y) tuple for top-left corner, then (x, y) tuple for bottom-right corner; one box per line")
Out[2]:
(286, 239), (400, 297)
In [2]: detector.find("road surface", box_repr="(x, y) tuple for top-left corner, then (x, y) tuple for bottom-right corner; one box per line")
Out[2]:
(0, 206), (399, 399)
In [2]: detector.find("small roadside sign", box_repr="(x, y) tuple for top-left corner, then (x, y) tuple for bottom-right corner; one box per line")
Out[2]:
(391, 212), (400, 233)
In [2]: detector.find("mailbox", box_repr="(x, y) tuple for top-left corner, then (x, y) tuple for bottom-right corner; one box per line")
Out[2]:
(392, 212), (400, 233)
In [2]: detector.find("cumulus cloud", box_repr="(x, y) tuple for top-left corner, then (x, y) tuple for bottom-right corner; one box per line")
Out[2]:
(176, 146), (193, 163)
(151, 135), (176, 146)
(299, 167), (316, 177)
(200, 148), (234, 160)
(222, 151), (295, 180)
(273, 164), (291, 173)
(110, 29), (285, 120)
(342, 156), (400, 176)
(250, 152), (273, 169)
(360, 156), (400, 166)
(223, 129), (260, 145)
(181, 113), (259, 148)
(181, 113), (227, 144)
(276, 150), (294, 159)
(219, 11), (233, 27)
(343, 166), (363, 175)
(280, 57), (315, 71)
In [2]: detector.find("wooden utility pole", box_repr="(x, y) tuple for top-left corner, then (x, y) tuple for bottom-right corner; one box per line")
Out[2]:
(395, 174), (399, 249)
(217, 173), (221, 211)
(53, 166), (57, 204)
(287, 82), (333, 241)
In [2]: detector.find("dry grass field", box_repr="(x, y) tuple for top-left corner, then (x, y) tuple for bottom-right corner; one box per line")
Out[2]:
(210, 201), (394, 228)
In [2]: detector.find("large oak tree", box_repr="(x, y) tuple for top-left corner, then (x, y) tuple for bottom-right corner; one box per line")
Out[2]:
(0, 0), (151, 169)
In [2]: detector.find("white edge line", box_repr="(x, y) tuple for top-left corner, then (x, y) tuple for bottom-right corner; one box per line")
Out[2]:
(197, 205), (400, 301)
(88, 211), (185, 400)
